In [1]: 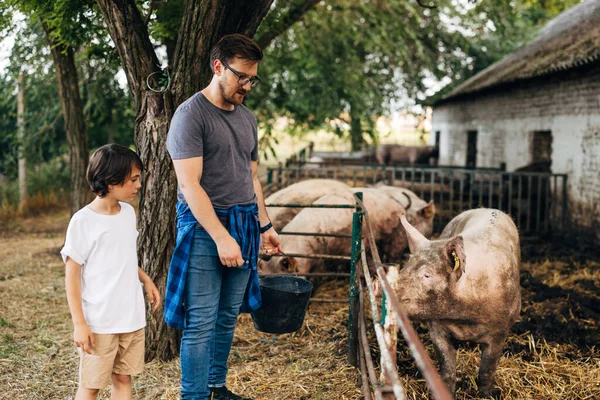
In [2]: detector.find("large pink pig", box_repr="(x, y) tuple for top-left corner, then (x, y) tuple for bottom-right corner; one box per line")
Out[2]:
(265, 179), (352, 230)
(260, 188), (407, 275)
(390, 208), (521, 397)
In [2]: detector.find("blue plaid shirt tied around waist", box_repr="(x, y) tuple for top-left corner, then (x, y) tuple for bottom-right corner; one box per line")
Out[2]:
(164, 201), (262, 329)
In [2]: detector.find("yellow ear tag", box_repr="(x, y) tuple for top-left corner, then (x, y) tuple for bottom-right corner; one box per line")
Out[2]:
(452, 251), (460, 271)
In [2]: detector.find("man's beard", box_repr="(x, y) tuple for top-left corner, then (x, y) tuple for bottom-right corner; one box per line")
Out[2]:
(219, 81), (246, 106)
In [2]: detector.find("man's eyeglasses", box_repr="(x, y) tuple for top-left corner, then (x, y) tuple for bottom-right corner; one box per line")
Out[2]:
(221, 60), (261, 88)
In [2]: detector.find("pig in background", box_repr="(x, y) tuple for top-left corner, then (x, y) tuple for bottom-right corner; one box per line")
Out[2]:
(367, 184), (436, 238)
(265, 179), (352, 231)
(259, 188), (409, 277)
(265, 178), (435, 239)
(375, 144), (439, 166)
(261, 182), (436, 279)
(388, 208), (521, 397)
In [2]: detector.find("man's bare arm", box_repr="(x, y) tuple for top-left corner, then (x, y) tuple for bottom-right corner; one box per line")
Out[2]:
(251, 161), (271, 227)
(252, 161), (283, 254)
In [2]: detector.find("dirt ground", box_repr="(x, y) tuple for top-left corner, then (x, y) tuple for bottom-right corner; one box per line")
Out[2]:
(1, 209), (599, 399)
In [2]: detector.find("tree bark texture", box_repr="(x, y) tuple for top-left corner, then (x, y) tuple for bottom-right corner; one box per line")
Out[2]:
(42, 21), (90, 216)
(96, 0), (274, 361)
(171, 0), (274, 105)
(97, 0), (179, 361)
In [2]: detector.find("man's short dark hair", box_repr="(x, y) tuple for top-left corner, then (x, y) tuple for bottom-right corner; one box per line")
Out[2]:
(87, 144), (143, 198)
(210, 34), (263, 72)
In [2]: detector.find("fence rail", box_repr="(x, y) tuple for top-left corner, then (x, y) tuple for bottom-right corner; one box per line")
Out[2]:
(265, 164), (568, 235)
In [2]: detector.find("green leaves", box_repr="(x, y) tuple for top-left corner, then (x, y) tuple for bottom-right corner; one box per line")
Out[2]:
(248, 0), (582, 151)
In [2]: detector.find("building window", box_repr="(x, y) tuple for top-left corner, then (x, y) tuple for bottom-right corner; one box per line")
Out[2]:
(466, 130), (478, 168)
(531, 130), (552, 168)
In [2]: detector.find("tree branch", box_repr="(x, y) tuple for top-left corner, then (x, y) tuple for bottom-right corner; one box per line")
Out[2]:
(256, 0), (322, 49)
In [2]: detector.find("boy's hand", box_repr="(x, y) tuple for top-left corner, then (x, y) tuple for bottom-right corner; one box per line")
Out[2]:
(145, 281), (162, 312)
(73, 323), (95, 354)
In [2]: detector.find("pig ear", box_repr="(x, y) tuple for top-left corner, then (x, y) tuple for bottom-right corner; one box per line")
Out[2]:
(281, 257), (297, 273)
(400, 214), (430, 253)
(444, 236), (466, 276)
(419, 201), (436, 219)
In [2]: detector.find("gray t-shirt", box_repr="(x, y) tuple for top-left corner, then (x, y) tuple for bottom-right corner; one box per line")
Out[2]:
(166, 92), (259, 208)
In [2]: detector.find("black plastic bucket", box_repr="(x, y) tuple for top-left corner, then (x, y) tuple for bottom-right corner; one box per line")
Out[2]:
(251, 276), (313, 334)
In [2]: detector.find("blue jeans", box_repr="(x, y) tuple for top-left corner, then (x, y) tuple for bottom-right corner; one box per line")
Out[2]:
(180, 225), (251, 399)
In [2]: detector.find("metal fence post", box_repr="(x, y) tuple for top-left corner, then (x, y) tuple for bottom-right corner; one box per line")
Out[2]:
(347, 192), (363, 366)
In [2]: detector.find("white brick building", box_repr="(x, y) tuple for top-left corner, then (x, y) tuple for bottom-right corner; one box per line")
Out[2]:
(431, 0), (600, 237)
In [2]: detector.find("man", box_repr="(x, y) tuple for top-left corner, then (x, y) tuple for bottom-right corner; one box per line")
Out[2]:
(164, 34), (282, 400)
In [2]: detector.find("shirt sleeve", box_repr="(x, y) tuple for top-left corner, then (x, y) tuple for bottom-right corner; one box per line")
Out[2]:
(166, 105), (205, 160)
(60, 216), (92, 266)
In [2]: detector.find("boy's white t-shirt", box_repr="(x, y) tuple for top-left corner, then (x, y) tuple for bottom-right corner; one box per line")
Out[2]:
(60, 202), (146, 334)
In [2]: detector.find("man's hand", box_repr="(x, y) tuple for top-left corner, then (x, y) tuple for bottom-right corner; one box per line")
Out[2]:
(144, 281), (162, 312)
(216, 235), (245, 267)
(261, 228), (283, 256)
(73, 323), (95, 354)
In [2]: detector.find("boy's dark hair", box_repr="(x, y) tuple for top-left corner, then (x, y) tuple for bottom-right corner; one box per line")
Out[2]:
(210, 34), (263, 72)
(87, 144), (143, 198)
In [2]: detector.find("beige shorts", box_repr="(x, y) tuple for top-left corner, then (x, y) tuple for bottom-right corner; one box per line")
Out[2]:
(78, 328), (145, 389)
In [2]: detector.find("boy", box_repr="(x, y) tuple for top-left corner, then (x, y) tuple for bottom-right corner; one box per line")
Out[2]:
(61, 144), (161, 400)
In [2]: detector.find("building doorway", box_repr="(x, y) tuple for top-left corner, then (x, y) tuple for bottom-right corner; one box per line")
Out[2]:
(466, 130), (478, 168)
(531, 130), (553, 169)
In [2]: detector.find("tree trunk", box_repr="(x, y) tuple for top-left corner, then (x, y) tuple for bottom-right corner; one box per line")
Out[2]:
(350, 112), (364, 151)
(96, 0), (274, 361)
(97, 0), (179, 361)
(17, 73), (27, 208)
(107, 107), (115, 143)
(41, 22), (89, 216)
(170, 0), (273, 105)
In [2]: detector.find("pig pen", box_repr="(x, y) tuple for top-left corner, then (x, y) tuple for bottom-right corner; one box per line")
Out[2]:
(260, 174), (598, 400)
(262, 189), (452, 399)
(263, 163), (568, 237)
